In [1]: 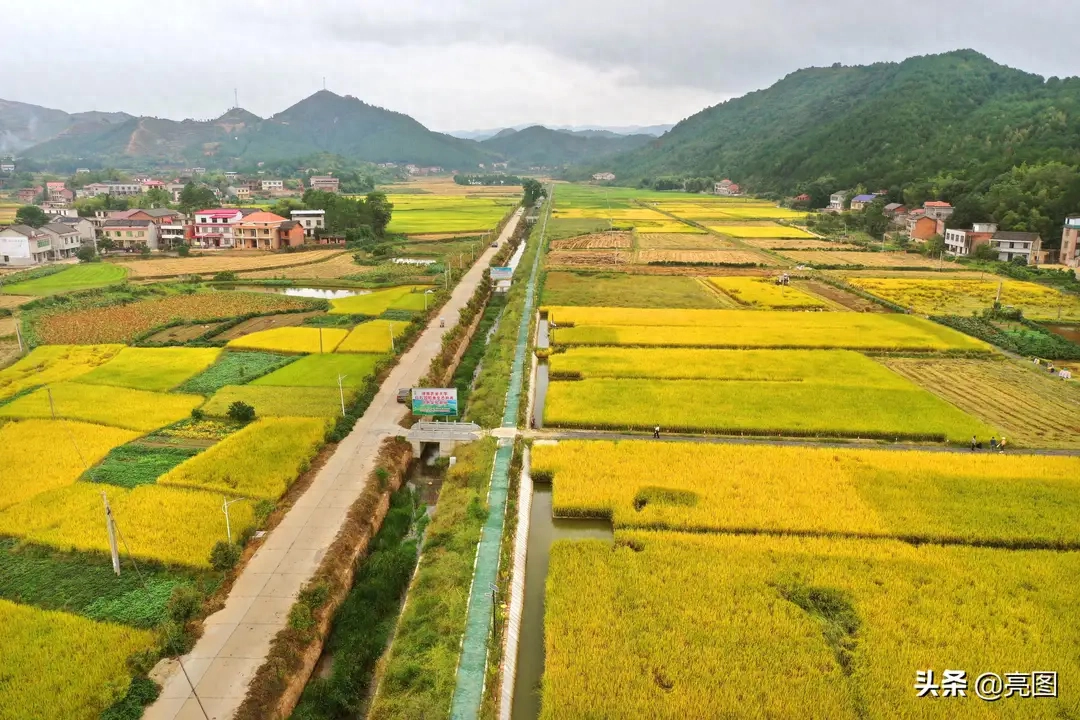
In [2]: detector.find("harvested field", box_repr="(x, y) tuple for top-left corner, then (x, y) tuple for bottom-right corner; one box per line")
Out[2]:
(882, 358), (1080, 448)
(0, 295), (33, 310)
(542, 271), (724, 309)
(408, 233), (483, 241)
(241, 253), (361, 280)
(744, 238), (861, 250)
(0, 341), (17, 369)
(547, 250), (632, 267)
(0, 317), (13, 336)
(108, 249), (346, 278)
(143, 322), (227, 344)
(793, 279), (886, 312)
(549, 232), (633, 250)
(635, 233), (735, 250)
(211, 311), (324, 341)
(635, 249), (771, 265)
(781, 250), (962, 269)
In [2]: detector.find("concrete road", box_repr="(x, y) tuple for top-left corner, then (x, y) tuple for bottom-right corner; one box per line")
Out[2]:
(146, 208), (524, 720)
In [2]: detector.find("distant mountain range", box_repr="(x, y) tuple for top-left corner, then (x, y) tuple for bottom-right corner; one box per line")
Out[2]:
(448, 123), (673, 141)
(0, 93), (672, 171)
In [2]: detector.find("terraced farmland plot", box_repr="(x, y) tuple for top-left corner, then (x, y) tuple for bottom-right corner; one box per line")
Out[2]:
(0, 344), (122, 401)
(240, 252), (365, 280)
(545, 308), (989, 351)
(328, 285), (430, 315)
(202, 385), (345, 418)
(882, 358), (1080, 448)
(251, 352), (384, 387)
(0, 264), (128, 296)
(635, 249), (771, 265)
(744, 238), (861, 250)
(385, 194), (515, 234)
(545, 532), (1080, 720)
(549, 232), (633, 250)
(75, 347), (221, 391)
(708, 276), (827, 308)
(226, 326), (348, 354)
(542, 272), (724, 309)
(634, 233), (735, 250)
(848, 277), (1080, 320)
(337, 320), (408, 353)
(707, 224), (816, 239)
(535, 440), (1080, 544)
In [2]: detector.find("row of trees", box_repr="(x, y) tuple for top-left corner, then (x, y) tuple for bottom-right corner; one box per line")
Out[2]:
(453, 174), (524, 186)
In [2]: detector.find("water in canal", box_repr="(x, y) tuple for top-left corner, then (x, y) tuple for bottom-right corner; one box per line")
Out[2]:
(512, 483), (612, 720)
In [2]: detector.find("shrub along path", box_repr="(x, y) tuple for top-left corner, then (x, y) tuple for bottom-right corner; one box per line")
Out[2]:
(144, 211), (522, 720)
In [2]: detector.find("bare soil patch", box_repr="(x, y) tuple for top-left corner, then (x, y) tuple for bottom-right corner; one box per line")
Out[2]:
(144, 322), (228, 343)
(795, 280), (888, 313)
(636, 233), (734, 250)
(213, 311), (325, 340)
(550, 232), (633, 250)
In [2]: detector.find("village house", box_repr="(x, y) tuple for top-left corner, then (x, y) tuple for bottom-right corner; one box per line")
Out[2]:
(46, 214), (96, 246)
(0, 225), (54, 266)
(260, 179), (284, 192)
(17, 187), (41, 203)
(829, 192), (846, 212)
(0, 162), (15, 173)
(309, 176), (340, 193)
(232, 211), (305, 250)
(907, 210), (946, 241)
(166, 183), (187, 203)
(39, 222), (82, 259)
(80, 181), (142, 197)
(883, 203), (907, 217)
(193, 208), (249, 249)
(592, 172), (616, 181)
(849, 193), (879, 211)
(923, 200), (955, 221)
(291, 209), (325, 238)
(1060, 216), (1080, 268)
(714, 179), (741, 196)
(944, 223), (998, 257)
(102, 219), (159, 250)
(990, 230), (1043, 265)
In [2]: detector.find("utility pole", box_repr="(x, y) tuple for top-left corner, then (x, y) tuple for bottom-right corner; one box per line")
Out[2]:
(337, 374), (348, 416)
(319, 327), (324, 354)
(103, 493), (120, 576)
(47, 388), (56, 419)
(222, 497), (242, 544)
(14, 320), (23, 355)
(388, 322), (395, 353)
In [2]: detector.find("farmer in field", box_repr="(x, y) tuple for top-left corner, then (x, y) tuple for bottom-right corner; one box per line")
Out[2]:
(653, 425), (660, 439)
(970, 436), (977, 452)
(990, 437), (998, 451)
(999, 436), (1008, 453)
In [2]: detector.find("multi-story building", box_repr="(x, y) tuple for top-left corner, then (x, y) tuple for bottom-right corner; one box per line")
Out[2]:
(309, 176), (340, 193)
(849, 193), (879, 211)
(1060, 216), (1080, 268)
(81, 181), (142, 197)
(47, 215), (97, 246)
(45, 181), (67, 202)
(0, 162), (15, 173)
(829, 192), (846, 212)
(923, 201), (955, 221)
(991, 231), (1043, 265)
(17, 187), (41, 203)
(291, 209), (325, 238)
(0, 225), (53, 266)
(167, 183), (187, 203)
(102, 219), (159, 250)
(943, 223), (998, 257)
(235, 187), (251, 200)
(233, 212), (305, 250)
(260, 179), (284, 192)
(193, 208), (247, 249)
(907, 210), (945, 241)
(39, 222), (82, 259)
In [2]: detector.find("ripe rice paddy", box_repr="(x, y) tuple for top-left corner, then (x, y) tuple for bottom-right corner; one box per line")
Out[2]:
(708, 277), (827, 308)
(251, 352), (384, 387)
(109, 249), (345, 278)
(328, 285), (430, 315)
(336, 320), (408, 353)
(0, 382), (203, 431)
(0, 344), (123, 401)
(634, 233), (735, 250)
(847, 277), (1080, 320)
(226, 326), (348, 354)
(782, 251), (961, 268)
(385, 194), (517, 234)
(202, 385), (346, 418)
(74, 347), (221, 392)
(707, 224), (816, 239)
(542, 272), (724, 309)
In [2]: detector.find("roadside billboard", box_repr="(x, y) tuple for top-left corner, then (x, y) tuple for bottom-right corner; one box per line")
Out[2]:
(490, 266), (513, 281)
(411, 388), (459, 417)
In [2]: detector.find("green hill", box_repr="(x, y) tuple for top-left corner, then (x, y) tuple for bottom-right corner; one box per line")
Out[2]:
(604, 50), (1080, 194)
(479, 125), (652, 167)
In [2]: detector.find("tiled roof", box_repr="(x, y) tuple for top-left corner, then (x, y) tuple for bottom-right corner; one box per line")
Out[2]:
(924, 201), (953, 208)
(238, 211), (287, 223)
(42, 223), (77, 234)
(103, 219), (152, 227)
(4, 224), (42, 236)
(992, 231), (1041, 242)
(852, 194), (878, 203)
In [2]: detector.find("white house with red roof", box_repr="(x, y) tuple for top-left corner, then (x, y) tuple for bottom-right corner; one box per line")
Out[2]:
(193, 208), (248, 249)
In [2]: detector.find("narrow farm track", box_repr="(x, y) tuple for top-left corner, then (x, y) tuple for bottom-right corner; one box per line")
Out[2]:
(527, 429), (1080, 456)
(144, 210), (523, 720)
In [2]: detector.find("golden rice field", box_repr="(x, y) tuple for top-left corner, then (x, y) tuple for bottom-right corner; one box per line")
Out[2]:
(74, 347), (221, 392)
(632, 220), (704, 234)
(536, 440), (1080, 544)
(0, 382), (202, 431)
(545, 307), (989, 351)
(329, 285), (430, 315)
(783, 250), (960, 268)
(0, 482), (254, 567)
(0, 344), (123, 401)
(108, 249), (346, 278)
(650, 201), (809, 221)
(544, 377), (992, 441)
(883, 358), (1080, 448)
(337, 319), (408, 353)
(744, 238), (861, 250)
(707, 224), (816, 239)
(0, 420), (138, 511)
(202, 385), (346, 418)
(385, 194), (516, 234)
(847, 277), (1080, 320)
(544, 531), (1080, 720)
(634, 233), (735, 250)
(708, 276), (827, 308)
(0, 599), (155, 720)
(159, 417), (328, 499)
(226, 326), (348, 354)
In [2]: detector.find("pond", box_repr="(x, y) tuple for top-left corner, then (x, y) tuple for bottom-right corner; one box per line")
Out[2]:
(1045, 324), (1080, 344)
(217, 284), (367, 300)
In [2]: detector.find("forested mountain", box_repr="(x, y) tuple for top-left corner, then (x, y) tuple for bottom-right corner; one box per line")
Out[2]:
(597, 50), (1080, 244)
(0, 99), (131, 154)
(479, 125), (652, 167)
(15, 91), (492, 169)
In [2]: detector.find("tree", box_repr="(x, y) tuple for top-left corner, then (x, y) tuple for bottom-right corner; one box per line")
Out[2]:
(971, 243), (999, 261)
(861, 199), (890, 238)
(75, 245), (97, 263)
(14, 205), (47, 228)
(522, 178), (545, 205)
(924, 234), (946, 256)
(365, 192), (393, 234)
(177, 183), (218, 215)
(227, 401), (255, 422)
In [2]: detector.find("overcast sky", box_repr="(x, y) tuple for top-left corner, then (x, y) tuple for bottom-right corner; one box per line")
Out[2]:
(4, 0), (1077, 131)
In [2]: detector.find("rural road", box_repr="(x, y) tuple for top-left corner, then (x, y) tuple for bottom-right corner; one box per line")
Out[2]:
(146, 208), (524, 720)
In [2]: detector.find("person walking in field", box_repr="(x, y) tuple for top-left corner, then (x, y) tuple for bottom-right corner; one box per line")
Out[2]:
(970, 436), (977, 452)
(990, 437), (998, 451)
(999, 436), (1008, 454)
(653, 425), (660, 439)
